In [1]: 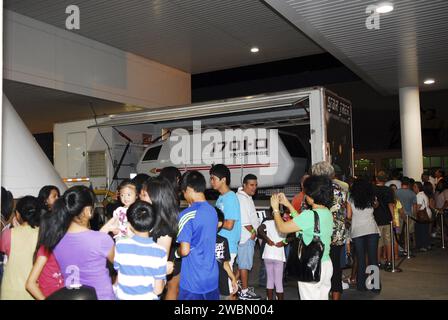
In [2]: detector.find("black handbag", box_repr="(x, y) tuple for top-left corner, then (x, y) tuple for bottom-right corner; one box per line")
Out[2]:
(297, 210), (325, 283)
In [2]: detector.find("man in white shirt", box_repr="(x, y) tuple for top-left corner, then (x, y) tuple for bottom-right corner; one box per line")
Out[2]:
(236, 174), (261, 300)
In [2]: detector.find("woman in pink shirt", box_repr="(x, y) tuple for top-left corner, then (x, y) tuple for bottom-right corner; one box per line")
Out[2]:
(26, 211), (64, 299)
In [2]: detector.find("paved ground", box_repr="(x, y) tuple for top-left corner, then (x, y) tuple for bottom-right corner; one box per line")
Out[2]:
(246, 238), (448, 300)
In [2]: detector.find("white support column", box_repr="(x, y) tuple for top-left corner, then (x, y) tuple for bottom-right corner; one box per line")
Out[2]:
(399, 87), (423, 180)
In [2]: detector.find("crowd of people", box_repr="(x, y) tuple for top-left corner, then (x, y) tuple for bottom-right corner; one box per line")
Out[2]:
(0, 163), (447, 300)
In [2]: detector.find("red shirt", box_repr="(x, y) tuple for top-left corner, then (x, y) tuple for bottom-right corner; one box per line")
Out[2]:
(0, 228), (12, 256)
(36, 246), (64, 297)
(292, 192), (306, 212)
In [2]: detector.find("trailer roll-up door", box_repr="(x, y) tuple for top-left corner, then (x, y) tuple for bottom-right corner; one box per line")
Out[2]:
(88, 89), (311, 130)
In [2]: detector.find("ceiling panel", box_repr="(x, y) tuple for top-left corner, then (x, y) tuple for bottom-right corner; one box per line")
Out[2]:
(264, 0), (448, 94)
(4, 0), (323, 74)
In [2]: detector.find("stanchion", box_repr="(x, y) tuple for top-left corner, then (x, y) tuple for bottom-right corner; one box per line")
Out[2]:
(441, 211), (446, 249)
(386, 221), (402, 273)
(405, 215), (415, 259)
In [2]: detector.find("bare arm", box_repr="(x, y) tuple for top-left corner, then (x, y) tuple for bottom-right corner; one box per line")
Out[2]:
(244, 225), (257, 240)
(179, 242), (190, 257)
(222, 219), (235, 230)
(257, 224), (274, 246)
(223, 261), (238, 294)
(153, 279), (165, 296)
(388, 203), (395, 219)
(107, 246), (115, 264)
(273, 214), (302, 234)
(26, 255), (48, 300)
(346, 202), (353, 220)
(157, 235), (173, 254)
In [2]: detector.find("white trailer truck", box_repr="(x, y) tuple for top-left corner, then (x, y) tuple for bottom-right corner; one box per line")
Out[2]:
(53, 87), (353, 197)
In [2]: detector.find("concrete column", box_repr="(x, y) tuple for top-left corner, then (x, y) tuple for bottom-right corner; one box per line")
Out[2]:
(399, 87), (423, 180)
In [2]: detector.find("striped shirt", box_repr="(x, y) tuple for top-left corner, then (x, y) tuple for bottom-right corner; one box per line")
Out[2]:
(114, 235), (167, 300)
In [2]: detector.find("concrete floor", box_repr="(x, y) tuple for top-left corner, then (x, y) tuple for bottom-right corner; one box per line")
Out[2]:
(246, 240), (448, 300)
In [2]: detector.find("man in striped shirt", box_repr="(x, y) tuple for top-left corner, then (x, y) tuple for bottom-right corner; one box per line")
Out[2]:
(176, 171), (219, 300)
(114, 201), (167, 300)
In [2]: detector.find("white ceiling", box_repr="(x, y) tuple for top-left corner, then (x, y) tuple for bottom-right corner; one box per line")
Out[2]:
(264, 0), (448, 94)
(4, 0), (448, 135)
(4, 0), (323, 74)
(3, 80), (144, 133)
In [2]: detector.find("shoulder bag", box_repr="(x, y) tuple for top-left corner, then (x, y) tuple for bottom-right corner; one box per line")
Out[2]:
(296, 210), (325, 283)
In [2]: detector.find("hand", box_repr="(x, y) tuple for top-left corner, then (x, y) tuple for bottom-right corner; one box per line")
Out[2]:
(278, 193), (290, 206)
(100, 216), (119, 234)
(270, 194), (280, 211)
(267, 239), (275, 246)
(231, 279), (238, 295)
(166, 261), (174, 275)
(275, 241), (284, 248)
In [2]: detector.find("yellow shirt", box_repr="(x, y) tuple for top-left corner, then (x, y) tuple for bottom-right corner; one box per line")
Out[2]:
(0, 225), (39, 300)
(393, 200), (402, 228)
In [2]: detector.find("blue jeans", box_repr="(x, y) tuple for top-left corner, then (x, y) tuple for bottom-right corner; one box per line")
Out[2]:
(353, 234), (379, 291)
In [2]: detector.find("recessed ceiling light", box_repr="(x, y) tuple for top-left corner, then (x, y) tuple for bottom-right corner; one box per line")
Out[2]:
(424, 79), (435, 85)
(376, 3), (394, 13)
(250, 47), (259, 53)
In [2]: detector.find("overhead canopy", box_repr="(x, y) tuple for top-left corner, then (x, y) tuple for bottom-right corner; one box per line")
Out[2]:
(88, 88), (317, 129)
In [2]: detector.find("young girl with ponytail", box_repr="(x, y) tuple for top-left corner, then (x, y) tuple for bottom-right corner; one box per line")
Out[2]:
(46, 186), (118, 300)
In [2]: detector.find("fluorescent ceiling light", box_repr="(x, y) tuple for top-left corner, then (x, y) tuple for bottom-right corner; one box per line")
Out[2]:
(250, 47), (259, 53)
(424, 79), (435, 85)
(376, 3), (394, 13)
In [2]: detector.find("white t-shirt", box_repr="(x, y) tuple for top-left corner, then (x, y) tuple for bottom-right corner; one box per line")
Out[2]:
(237, 188), (260, 244)
(435, 189), (448, 209)
(261, 220), (286, 262)
(416, 192), (432, 219)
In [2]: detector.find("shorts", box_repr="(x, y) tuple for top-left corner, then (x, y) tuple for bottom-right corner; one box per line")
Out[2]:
(178, 287), (220, 300)
(167, 246), (182, 280)
(237, 239), (255, 270)
(378, 225), (391, 248)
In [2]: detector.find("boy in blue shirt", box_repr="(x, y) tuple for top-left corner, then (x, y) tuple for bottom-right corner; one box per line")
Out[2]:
(176, 171), (219, 300)
(210, 164), (241, 298)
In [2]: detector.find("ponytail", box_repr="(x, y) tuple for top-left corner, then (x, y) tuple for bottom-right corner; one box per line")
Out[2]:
(38, 186), (95, 251)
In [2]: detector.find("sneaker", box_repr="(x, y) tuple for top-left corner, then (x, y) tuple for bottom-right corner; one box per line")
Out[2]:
(419, 248), (428, 252)
(342, 282), (349, 290)
(238, 289), (262, 300)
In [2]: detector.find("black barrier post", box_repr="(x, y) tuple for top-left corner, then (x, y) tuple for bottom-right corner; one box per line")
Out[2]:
(441, 212), (446, 249)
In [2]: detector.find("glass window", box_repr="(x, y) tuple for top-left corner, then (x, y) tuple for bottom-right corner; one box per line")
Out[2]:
(142, 145), (162, 161)
(423, 157), (430, 168)
(431, 157), (441, 168)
